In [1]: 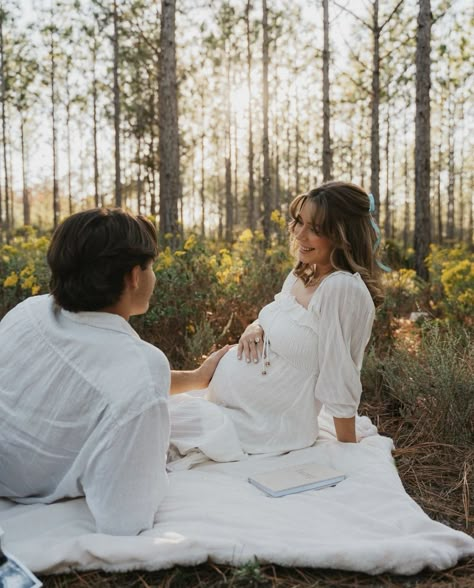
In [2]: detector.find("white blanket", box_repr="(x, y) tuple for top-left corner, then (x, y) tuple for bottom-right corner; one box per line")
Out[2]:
(1, 413), (473, 576)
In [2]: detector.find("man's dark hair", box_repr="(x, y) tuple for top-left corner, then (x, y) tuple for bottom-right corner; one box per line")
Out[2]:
(47, 208), (158, 312)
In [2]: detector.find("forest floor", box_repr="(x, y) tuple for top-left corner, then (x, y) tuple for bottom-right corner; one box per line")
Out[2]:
(38, 399), (474, 588)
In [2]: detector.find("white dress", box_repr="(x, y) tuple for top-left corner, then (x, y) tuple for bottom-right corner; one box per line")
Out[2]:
(169, 270), (375, 464)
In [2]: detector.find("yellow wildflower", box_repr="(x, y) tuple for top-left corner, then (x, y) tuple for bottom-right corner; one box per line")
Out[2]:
(238, 229), (253, 243)
(184, 234), (197, 251)
(3, 273), (19, 287)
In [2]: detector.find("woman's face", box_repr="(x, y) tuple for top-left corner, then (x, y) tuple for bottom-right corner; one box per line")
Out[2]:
(293, 201), (334, 268)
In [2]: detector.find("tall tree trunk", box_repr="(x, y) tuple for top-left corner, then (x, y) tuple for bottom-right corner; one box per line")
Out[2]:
(384, 104), (391, 239)
(137, 135), (143, 214)
(200, 92), (205, 237)
(285, 92), (291, 203)
(370, 0), (380, 219)
(348, 130), (354, 180)
(436, 110), (443, 244)
(322, 0), (332, 182)
(358, 113), (365, 187)
(233, 106), (239, 226)
(0, 152), (2, 231)
(446, 97), (455, 240)
(159, 0), (180, 239)
(403, 108), (410, 250)
(92, 39), (100, 208)
(148, 80), (157, 217)
(261, 0), (271, 245)
(20, 113), (30, 225)
(295, 91), (300, 195)
(224, 44), (233, 242)
(468, 173), (473, 246)
(274, 113), (281, 211)
(0, 15), (10, 232)
(414, 0), (431, 280)
(49, 24), (59, 227)
(390, 122), (396, 237)
(245, 0), (255, 230)
(112, 0), (122, 207)
(458, 103), (464, 241)
(65, 60), (73, 215)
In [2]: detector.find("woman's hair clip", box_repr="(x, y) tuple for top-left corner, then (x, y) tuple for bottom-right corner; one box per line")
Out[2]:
(368, 193), (391, 272)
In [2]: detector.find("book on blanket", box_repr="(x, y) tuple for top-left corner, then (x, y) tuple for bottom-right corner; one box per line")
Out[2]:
(0, 546), (42, 588)
(248, 462), (346, 497)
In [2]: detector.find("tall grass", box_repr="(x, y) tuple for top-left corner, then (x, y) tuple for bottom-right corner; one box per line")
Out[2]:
(363, 321), (474, 446)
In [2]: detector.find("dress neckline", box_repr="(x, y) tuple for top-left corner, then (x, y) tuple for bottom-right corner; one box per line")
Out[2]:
(288, 270), (357, 312)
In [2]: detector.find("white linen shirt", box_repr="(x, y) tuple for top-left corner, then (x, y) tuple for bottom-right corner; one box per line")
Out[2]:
(0, 295), (170, 536)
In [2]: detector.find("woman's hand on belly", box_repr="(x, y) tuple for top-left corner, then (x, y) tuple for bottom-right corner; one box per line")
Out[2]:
(237, 322), (265, 363)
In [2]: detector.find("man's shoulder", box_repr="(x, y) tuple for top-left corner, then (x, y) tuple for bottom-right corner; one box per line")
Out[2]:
(102, 336), (170, 421)
(0, 294), (51, 331)
(133, 338), (170, 388)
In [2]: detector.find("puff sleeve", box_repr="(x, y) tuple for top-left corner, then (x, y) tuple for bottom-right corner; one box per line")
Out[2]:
(312, 273), (375, 418)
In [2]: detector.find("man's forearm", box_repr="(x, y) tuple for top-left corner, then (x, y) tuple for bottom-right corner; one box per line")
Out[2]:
(169, 345), (230, 395)
(169, 370), (205, 395)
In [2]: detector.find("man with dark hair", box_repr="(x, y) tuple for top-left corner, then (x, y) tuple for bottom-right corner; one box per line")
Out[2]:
(0, 208), (227, 536)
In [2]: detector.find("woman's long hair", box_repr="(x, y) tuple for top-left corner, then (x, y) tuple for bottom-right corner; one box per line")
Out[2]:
(288, 181), (384, 306)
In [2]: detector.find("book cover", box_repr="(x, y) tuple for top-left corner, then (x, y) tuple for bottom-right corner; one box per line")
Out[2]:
(248, 462), (346, 497)
(0, 526), (42, 588)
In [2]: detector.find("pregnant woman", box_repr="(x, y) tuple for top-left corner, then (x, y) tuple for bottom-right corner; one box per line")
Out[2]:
(168, 181), (384, 466)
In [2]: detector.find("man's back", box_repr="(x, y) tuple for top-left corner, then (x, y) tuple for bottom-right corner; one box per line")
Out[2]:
(0, 295), (170, 535)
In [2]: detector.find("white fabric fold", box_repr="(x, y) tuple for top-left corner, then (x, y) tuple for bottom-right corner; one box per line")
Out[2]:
(1, 411), (473, 576)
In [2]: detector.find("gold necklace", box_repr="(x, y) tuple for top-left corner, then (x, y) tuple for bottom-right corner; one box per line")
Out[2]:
(306, 269), (334, 288)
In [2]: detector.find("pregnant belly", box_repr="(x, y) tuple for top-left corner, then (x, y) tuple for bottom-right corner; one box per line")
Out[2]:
(207, 346), (298, 414)
(206, 346), (319, 453)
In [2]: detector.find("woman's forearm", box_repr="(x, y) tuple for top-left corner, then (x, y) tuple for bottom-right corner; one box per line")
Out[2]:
(333, 416), (357, 443)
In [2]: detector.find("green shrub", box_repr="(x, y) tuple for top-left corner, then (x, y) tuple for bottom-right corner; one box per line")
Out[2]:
(426, 244), (474, 324)
(377, 321), (474, 446)
(0, 229), (50, 315)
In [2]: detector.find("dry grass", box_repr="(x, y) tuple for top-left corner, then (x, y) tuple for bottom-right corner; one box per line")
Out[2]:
(39, 400), (474, 588)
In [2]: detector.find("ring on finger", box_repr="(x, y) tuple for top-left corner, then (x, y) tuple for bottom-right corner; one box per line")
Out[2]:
(254, 337), (260, 344)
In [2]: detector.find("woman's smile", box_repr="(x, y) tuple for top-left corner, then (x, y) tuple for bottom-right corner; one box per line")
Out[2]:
(293, 202), (334, 267)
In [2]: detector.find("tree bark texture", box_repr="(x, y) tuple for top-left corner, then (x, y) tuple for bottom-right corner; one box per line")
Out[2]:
(468, 173), (473, 245)
(65, 60), (73, 215)
(20, 114), (31, 225)
(92, 38), (100, 208)
(225, 46), (233, 242)
(384, 105), (391, 239)
(0, 15), (10, 231)
(403, 108), (410, 250)
(414, 0), (431, 280)
(159, 0), (180, 238)
(245, 0), (255, 231)
(446, 98), (455, 240)
(20, 114), (30, 226)
(50, 25), (59, 227)
(261, 0), (271, 246)
(113, 0), (122, 207)
(370, 0), (380, 220)
(322, 0), (332, 182)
